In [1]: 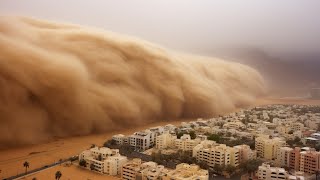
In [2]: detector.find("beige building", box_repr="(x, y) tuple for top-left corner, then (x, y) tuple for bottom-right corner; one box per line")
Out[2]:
(163, 163), (208, 180)
(175, 134), (201, 152)
(122, 158), (142, 180)
(223, 121), (246, 129)
(193, 141), (240, 168)
(155, 131), (177, 149)
(257, 163), (287, 180)
(79, 147), (127, 175)
(276, 147), (293, 167)
(255, 135), (286, 160)
(234, 144), (256, 163)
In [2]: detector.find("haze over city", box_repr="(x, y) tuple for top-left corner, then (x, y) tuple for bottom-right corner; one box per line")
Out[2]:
(0, 1), (320, 180)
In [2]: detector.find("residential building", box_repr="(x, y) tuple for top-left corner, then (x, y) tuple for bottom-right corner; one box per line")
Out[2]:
(300, 149), (320, 174)
(255, 135), (286, 160)
(276, 147), (292, 167)
(193, 141), (240, 168)
(175, 134), (201, 152)
(289, 147), (301, 171)
(129, 130), (156, 151)
(234, 144), (256, 163)
(155, 131), (177, 149)
(223, 121), (246, 129)
(257, 163), (287, 180)
(163, 163), (208, 180)
(122, 158), (142, 180)
(112, 134), (128, 145)
(79, 147), (127, 175)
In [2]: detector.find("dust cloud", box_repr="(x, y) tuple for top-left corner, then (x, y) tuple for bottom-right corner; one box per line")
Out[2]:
(0, 17), (266, 147)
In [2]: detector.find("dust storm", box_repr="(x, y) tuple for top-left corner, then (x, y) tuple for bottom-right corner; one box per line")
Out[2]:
(0, 17), (265, 147)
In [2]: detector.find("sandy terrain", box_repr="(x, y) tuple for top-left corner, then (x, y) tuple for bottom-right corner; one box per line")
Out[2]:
(1, 98), (319, 179)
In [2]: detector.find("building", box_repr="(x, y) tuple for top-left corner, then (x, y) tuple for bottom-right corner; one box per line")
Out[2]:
(163, 163), (208, 180)
(234, 144), (256, 163)
(255, 135), (286, 160)
(193, 141), (240, 168)
(300, 149), (320, 174)
(129, 130), (156, 151)
(175, 134), (201, 152)
(112, 134), (128, 145)
(79, 147), (127, 175)
(223, 121), (246, 129)
(257, 163), (287, 180)
(122, 158), (142, 180)
(138, 162), (168, 180)
(155, 131), (177, 149)
(289, 147), (301, 171)
(276, 147), (293, 167)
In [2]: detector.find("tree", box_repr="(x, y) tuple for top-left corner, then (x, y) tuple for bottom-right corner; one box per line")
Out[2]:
(207, 134), (221, 143)
(79, 159), (87, 167)
(189, 131), (196, 139)
(23, 161), (29, 174)
(198, 161), (209, 169)
(288, 130), (294, 134)
(55, 171), (62, 180)
(225, 165), (236, 175)
(213, 164), (223, 174)
(32, 178), (37, 180)
(90, 144), (96, 148)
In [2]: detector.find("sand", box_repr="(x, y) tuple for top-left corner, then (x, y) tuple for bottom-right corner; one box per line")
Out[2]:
(1, 98), (319, 179)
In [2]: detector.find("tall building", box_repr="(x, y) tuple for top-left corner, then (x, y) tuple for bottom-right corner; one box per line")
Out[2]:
(255, 135), (286, 160)
(175, 134), (201, 152)
(234, 144), (256, 163)
(79, 147), (127, 175)
(193, 141), (240, 168)
(257, 163), (287, 180)
(289, 147), (301, 171)
(276, 147), (293, 167)
(300, 150), (320, 174)
(155, 131), (177, 149)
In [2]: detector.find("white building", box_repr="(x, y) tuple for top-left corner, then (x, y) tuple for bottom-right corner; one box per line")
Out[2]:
(129, 130), (156, 151)
(234, 145), (256, 163)
(112, 134), (128, 145)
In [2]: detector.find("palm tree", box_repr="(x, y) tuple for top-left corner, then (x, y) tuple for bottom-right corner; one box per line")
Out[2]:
(55, 171), (62, 180)
(23, 161), (29, 174)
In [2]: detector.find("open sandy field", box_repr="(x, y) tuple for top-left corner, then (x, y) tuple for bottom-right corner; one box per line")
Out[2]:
(1, 98), (319, 180)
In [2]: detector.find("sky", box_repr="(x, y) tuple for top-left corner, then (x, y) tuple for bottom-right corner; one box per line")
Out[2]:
(1, 0), (320, 55)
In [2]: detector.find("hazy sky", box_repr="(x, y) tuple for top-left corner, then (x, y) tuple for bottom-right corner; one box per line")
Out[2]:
(1, 0), (320, 55)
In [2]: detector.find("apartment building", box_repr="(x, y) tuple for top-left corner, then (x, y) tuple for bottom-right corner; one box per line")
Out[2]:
(234, 144), (256, 163)
(289, 147), (301, 171)
(175, 134), (201, 152)
(255, 135), (286, 160)
(112, 134), (128, 145)
(193, 141), (240, 168)
(163, 163), (208, 180)
(79, 147), (127, 175)
(223, 120), (246, 129)
(257, 163), (287, 180)
(155, 131), (177, 149)
(276, 147), (292, 167)
(300, 150), (320, 174)
(129, 130), (156, 151)
(122, 158), (142, 180)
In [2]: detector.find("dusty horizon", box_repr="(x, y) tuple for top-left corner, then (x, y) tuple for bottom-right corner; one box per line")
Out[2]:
(0, 16), (265, 148)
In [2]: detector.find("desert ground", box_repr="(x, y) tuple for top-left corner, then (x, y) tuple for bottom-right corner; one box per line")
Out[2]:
(1, 98), (319, 180)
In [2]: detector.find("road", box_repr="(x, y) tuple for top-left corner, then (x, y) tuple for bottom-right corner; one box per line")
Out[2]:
(2, 156), (78, 180)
